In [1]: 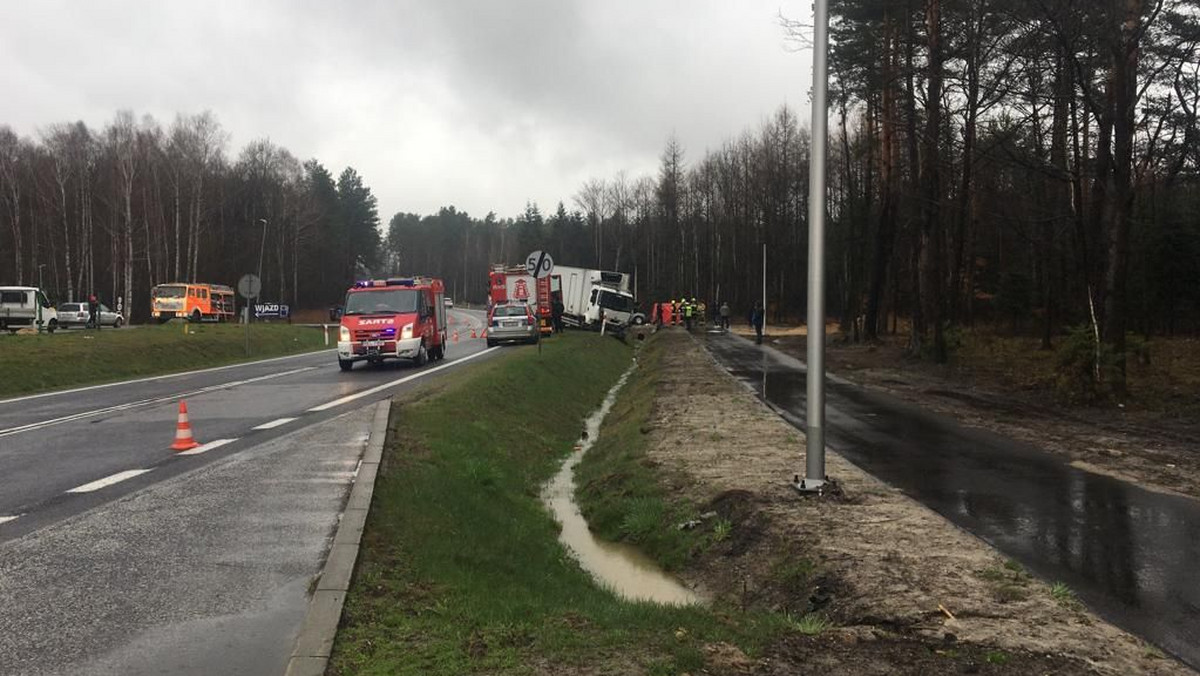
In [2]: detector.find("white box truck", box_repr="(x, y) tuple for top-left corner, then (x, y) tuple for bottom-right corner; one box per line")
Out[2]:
(0, 286), (58, 334)
(552, 266), (642, 329)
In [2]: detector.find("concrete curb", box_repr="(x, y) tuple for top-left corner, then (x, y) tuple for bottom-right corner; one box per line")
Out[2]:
(284, 399), (390, 676)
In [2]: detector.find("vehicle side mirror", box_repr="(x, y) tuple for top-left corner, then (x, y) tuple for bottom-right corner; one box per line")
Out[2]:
(329, 306), (343, 321)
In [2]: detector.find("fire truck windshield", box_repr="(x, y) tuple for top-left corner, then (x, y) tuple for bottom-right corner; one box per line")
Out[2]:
(152, 285), (186, 298)
(344, 289), (420, 315)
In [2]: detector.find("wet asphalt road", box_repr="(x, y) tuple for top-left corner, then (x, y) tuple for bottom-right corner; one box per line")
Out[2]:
(703, 330), (1200, 670)
(0, 309), (500, 675)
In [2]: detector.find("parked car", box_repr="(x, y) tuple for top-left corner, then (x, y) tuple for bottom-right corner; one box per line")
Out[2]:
(444, 298), (454, 309)
(486, 302), (538, 347)
(57, 301), (123, 328)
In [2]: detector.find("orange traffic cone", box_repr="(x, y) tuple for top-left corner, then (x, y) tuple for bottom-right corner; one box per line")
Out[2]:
(453, 330), (459, 343)
(470, 327), (477, 339)
(170, 400), (200, 451)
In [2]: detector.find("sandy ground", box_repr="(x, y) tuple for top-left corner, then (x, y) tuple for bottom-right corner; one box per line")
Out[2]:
(641, 329), (1191, 675)
(726, 325), (1200, 500)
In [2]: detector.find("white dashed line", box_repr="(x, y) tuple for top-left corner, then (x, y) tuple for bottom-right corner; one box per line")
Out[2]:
(176, 438), (238, 456)
(0, 367), (316, 439)
(67, 469), (153, 494)
(308, 347), (498, 412)
(0, 515), (19, 525)
(252, 417), (296, 430)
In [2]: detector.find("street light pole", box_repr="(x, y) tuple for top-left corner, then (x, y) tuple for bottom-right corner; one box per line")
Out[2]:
(254, 218), (268, 323)
(796, 0), (830, 494)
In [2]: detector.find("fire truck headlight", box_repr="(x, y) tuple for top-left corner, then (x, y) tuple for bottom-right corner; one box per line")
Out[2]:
(401, 323), (414, 340)
(339, 326), (351, 342)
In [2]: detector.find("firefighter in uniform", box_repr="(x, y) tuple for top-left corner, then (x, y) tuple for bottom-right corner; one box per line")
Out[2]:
(684, 298), (695, 331)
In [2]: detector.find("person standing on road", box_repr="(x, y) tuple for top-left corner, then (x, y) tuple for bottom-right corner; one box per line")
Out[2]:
(552, 294), (565, 334)
(750, 302), (764, 344)
(719, 301), (730, 330)
(87, 293), (100, 330)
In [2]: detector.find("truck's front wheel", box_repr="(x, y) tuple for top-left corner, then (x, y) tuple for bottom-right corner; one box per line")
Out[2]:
(338, 359), (354, 372)
(414, 343), (428, 367)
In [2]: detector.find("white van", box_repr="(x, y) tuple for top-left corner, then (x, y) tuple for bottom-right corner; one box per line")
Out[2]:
(0, 287), (58, 334)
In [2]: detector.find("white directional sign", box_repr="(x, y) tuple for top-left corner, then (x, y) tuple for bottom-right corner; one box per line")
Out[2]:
(525, 250), (554, 279)
(237, 273), (261, 299)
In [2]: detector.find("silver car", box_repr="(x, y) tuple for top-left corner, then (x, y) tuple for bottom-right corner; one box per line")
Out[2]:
(486, 302), (538, 346)
(58, 302), (124, 328)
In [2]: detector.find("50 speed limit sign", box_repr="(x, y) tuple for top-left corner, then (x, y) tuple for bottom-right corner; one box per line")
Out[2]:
(525, 250), (554, 279)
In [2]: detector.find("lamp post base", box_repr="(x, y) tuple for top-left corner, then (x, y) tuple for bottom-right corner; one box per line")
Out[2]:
(792, 475), (829, 495)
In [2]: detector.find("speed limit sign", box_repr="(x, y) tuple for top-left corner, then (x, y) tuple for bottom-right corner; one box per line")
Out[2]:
(525, 250), (554, 279)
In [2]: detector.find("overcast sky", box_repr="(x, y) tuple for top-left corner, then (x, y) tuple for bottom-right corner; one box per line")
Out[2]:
(1, 0), (813, 221)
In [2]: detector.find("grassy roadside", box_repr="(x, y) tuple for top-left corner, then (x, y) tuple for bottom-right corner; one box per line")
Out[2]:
(330, 333), (788, 675)
(574, 334), (713, 572)
(0, 323), (331, 398)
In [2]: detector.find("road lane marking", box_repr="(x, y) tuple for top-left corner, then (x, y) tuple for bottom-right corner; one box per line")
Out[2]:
(67, 469), (152, 493)
(309, 347), (499, 412)
(176, 438), (238, 456)
(252, 417), (296, 430)
(0, 349), (334, 405)
(0, 515), (19, 525)
(0, 367), (316, 439)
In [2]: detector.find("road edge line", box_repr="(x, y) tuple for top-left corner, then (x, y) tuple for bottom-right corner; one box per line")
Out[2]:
(285, 398), (389, 676)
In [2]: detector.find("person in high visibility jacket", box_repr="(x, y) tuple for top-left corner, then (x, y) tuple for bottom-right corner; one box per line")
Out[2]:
(683, 298), (695, 330)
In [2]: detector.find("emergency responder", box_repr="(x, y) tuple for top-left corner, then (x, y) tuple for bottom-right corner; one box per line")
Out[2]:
(696, 299), (707, 328)
(719, 301), (731, 330)
(87, 293), (100, 330)
(552, 293), (565, 334)
(684, 298), (695, 331)
(669, 299), (678, 326)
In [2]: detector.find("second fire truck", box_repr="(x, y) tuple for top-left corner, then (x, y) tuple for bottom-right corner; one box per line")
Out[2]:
(336, 277), (449, 371)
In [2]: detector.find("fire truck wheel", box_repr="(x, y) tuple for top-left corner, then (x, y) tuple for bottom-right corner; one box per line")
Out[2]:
(415, 344), (428, 366)
(338, 359), (353, 372)
(431, 345), (443, 361)
(486, 339), (497, 348)
(190, 309), (202, 323)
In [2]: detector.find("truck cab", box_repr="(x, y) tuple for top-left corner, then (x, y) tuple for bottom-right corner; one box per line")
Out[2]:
(0, 287), (58, 334)
(337, 277), (448, 371)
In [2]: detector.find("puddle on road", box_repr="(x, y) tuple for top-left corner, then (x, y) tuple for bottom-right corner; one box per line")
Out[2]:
(542, 361), (700, 606)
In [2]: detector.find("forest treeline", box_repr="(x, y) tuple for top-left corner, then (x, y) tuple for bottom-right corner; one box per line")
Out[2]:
(390, 0), (1200, 394)
(0, 110), (382, 321)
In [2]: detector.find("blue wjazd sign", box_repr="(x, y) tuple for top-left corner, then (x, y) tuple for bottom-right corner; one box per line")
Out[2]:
(254, 302), (290, 319)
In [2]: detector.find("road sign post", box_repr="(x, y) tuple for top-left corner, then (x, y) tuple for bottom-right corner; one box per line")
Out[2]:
(526, 251), (553, 356)
(237, 274), (261, 356)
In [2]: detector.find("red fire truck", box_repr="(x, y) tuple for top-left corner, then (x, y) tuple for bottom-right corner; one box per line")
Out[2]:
(336, 277), (449, 371)
(487, 264), (553, 336)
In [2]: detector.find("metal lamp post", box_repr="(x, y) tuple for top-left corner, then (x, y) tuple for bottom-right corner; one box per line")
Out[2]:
(252, 218), (267, 323)
(795, 0), (830, 494)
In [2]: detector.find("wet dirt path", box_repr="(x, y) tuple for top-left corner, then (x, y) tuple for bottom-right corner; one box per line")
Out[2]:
(703, 331), (1200, 670)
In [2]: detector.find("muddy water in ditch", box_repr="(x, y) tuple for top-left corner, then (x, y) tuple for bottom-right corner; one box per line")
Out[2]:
(542, 361), (700, 606)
